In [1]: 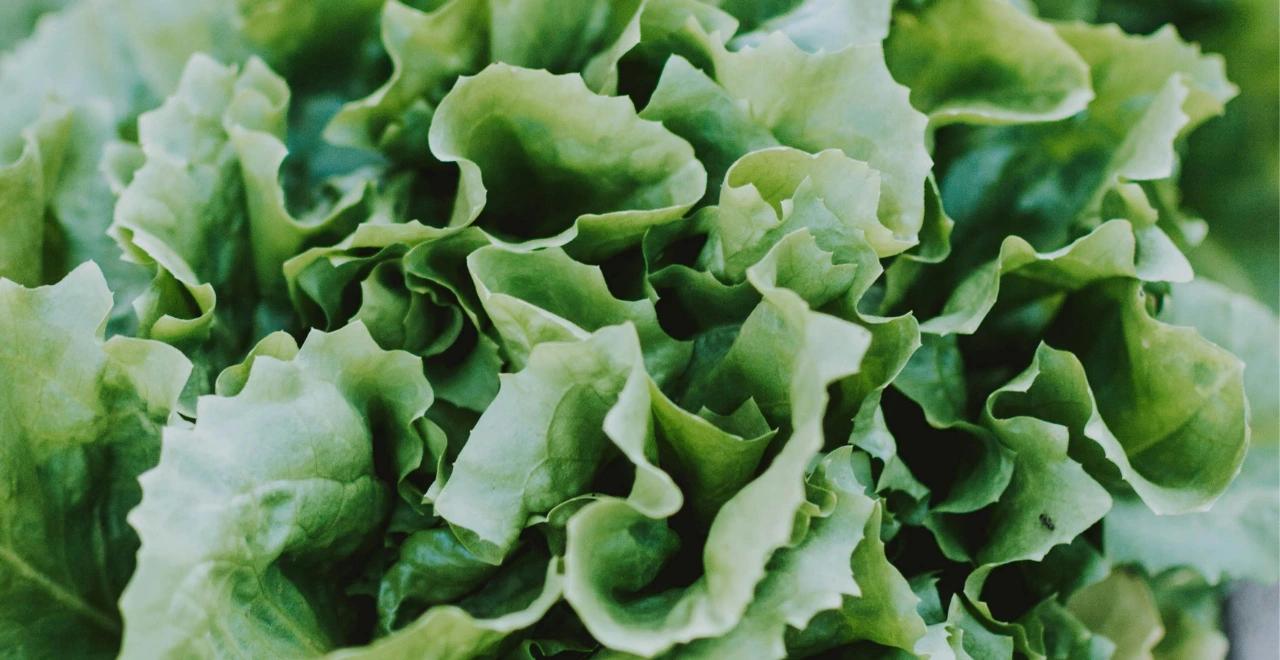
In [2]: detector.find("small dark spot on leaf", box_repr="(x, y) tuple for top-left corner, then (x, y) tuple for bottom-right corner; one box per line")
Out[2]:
(1039, 513), (1055, 531)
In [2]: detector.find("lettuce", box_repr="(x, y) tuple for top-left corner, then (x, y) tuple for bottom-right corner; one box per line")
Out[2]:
(0, 0), (1275, 658)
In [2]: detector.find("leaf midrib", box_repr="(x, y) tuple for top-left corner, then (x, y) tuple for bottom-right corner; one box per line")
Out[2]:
(0, 545), (121, 635)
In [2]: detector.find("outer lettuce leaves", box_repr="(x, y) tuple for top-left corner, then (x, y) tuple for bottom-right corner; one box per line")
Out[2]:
(0, 264), (190, 658)
(691, 33), (931, 251)
(886, 0), (1093, 125)
(920, 219), (1190, 336)
(1103, 280), (1280, 582)
(937, 21), (1236, 257)
(111, 52), (372, 392)
(0, 0), (382, 335)
(326, 0), (647, 159)
(1048, 279), (1248, 514)
(118, 323), (432, 658)
(0, 2), (1270, 658)
(428, 64), (706, 258)
(1, 0), (373, 315)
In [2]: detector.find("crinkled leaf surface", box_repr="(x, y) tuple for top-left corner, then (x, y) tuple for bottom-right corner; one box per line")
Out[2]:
(0, 264), (189, 658)
(119, 323), (432, 658)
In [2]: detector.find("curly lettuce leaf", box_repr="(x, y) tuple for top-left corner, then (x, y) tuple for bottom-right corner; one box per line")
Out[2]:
(563, 286), (871, 655)
(428, 64), (705, 259)
(0, 1), (161, 322)
(788, 501), (930, 655)
(0, 0), (72, 52)
(701, 146), (903, 267)
(975, 344), (1113, 565)
(920, 219), (1189, 336)
(1048, 279), (1248, 514)
(676, 447), (878, 659)
(1066, 570), (1165, 659)
(110, 54), (288, 349)
(432, 324), (677, 564)
(285, 225), (503, 412)
(0, 264), (190, 658)
(1103, 280), (1279, 582)
(468, 245), (691, 384)
(325, 0), (647, 158)
(118, 323), (432, 658)
(1148, 569), (1229, 660)
(937, 21), (1236, 261)
(0, 106), (69, 286)
(886, 0), (1093, 125)
(229, 119), (372, 296)
(729, 0), (893, 52)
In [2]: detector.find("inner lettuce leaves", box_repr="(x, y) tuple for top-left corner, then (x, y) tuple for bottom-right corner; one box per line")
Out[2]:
(0, 0), (1273, 658)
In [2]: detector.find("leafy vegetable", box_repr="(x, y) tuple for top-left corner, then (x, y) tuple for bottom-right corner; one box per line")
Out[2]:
(0, 0), (1274, 658)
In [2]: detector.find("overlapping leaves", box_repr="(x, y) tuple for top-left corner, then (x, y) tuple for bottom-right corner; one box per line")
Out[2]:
(0, 0), (1272, 659)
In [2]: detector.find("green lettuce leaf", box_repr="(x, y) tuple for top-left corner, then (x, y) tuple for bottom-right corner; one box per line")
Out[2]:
(1048, 279), (1248, 514)
(0, 3), (1269, 658)
(428, 64), (705, 259)
(1103, 279), (1279, 582)
(1066, 570), (1165, 659)
(432, 324), (675, 565)
(1149, 569), (1228, 660)
(788, 501), (930, 655)
(118, 323), (432, 657)
(468, 244), (691, 384)
(919, 219), (1190, 336)
(0, 263), (190, 658)
(886, 0), (1093, 125)
(729, 0), (893, 53)
(285, 225), (502, 412)
(0, 0), (72, 52)
(563, 286), (871, 655)
(677, 447), (878, 659)
(976, 345), (1113, 565)
(109, 54), (288, 356)
(0, 105), (68, 286)
(325, 0), (648, 159)
(936, 21), (1236, 263)
(334, 552), (563, 660)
